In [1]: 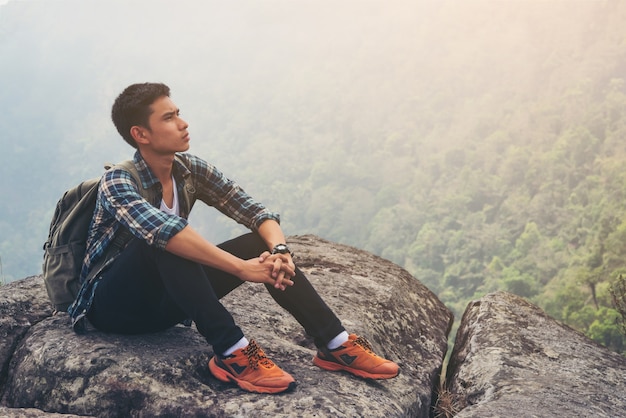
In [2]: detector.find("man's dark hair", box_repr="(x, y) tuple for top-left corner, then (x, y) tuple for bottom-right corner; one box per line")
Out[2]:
(111, 82), (171, 148)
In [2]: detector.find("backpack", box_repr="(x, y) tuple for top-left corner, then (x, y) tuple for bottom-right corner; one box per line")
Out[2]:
(42, 157), (196, 312)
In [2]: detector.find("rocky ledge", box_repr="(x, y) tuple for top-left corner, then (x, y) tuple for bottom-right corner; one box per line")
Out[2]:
(1, 235), (625, 417)
(446, 292), (626, 417)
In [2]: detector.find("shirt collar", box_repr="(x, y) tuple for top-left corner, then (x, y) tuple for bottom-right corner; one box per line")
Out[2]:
(132, 151), (191, 189)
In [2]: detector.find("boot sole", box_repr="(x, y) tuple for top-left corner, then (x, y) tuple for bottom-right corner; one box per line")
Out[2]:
(209, 357), (296, 394)
(313, 355), (399, 380)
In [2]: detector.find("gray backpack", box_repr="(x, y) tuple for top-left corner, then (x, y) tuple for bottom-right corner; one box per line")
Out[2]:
(42, 158), (196, 312)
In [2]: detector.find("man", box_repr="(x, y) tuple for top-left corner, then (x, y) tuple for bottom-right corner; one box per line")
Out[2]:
(68, 82), (399, 394)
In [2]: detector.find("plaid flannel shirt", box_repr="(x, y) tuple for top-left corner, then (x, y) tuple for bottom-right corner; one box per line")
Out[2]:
(68, 151), (279, 326)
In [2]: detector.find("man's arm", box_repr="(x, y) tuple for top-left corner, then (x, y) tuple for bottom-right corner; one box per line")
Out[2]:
(256, 219), (297, 289)
(164, 224), (294, 290)
(176, 155), (294, 288)
(257, 219), (289, 255)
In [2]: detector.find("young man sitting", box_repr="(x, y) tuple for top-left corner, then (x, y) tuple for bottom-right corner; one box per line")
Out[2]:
(68, 82), (399, 394)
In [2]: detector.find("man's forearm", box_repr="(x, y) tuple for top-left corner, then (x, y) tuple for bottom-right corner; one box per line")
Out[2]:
(164, 225), (245, 276)
(164, 224), (293, 288)
(257, 219), (288, 251)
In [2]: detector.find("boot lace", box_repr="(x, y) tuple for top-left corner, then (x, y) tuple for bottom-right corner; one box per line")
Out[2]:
(354, 336), (377, 355)
(242, 340), (275, 369)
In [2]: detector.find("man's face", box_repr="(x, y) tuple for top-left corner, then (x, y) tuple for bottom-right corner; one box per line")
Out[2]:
(140, 96), (190, 154)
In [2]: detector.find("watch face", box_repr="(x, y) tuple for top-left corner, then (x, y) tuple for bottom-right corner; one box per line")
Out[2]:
(274, 244), (289, 254)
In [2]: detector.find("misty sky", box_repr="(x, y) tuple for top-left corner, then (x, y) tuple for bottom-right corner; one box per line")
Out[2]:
(0, 0), (430, 280)
(1, 0), (618, 281)
(1, 0), (429, 166)
(0, 0), (563, 179)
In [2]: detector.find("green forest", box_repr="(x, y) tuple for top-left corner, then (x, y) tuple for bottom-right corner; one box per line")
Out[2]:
(2, 0), (626, 354)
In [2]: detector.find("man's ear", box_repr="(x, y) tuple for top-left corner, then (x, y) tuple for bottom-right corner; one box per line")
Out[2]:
(130, 126), (149, 145)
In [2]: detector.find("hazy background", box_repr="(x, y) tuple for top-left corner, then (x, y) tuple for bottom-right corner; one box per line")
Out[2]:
(3, 0), (626, 352)
(1, 0), (424, 275)
(0, 0), (611, 281)
(0, 0), (452, 280)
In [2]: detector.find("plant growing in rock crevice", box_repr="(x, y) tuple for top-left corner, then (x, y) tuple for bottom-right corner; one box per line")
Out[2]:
(610, 274), (626, 337)
(432, 382), (462, 418)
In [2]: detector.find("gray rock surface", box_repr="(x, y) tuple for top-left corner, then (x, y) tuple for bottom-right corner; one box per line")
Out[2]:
(0, 235), (453, 417)
(0, 273), (53, 390)
(7, 237), (623, 417)
(0, 406), (88, 417)
(446, 291), (626, 418)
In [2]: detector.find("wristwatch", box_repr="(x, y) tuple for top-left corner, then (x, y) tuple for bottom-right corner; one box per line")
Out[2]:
(271, 243), (292, 256)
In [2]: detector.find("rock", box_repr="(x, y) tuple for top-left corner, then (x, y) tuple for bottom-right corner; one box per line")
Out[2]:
(0, 235), (453, 417)
(446, 291), (626, 418)
(0, 274), (53, 391)
(0, 406), (90, 417)
(4, 238), (626, 417)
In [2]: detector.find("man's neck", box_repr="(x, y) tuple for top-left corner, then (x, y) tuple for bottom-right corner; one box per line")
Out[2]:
(138, 148), (175, 184)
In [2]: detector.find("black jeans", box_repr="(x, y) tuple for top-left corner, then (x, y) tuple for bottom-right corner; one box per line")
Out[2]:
(87, 233), (345, 354)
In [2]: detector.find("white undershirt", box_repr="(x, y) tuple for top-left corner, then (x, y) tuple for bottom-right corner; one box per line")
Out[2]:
(159, 175), (180, 216)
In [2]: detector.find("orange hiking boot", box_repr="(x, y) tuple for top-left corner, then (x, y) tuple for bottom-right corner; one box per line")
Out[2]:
(313, 334), (399, 380)
(209, 339), (296, 394)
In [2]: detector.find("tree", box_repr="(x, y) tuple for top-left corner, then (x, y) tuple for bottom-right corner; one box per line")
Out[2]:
(610, 274), (626, 337)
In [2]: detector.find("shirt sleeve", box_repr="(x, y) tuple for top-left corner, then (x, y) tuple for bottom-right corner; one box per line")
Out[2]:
(100, 168), (188, 249)
(183, 154), (281, 230)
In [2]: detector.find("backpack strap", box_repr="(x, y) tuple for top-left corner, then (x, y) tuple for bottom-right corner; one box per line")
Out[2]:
(82, 160), (155, 288)
(173, 155), (197, 218)
(73, 157), (197, 333)
(114, 156), (196, 216)
(114, 160), (160, 205)
(85, 157), (197, 282)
